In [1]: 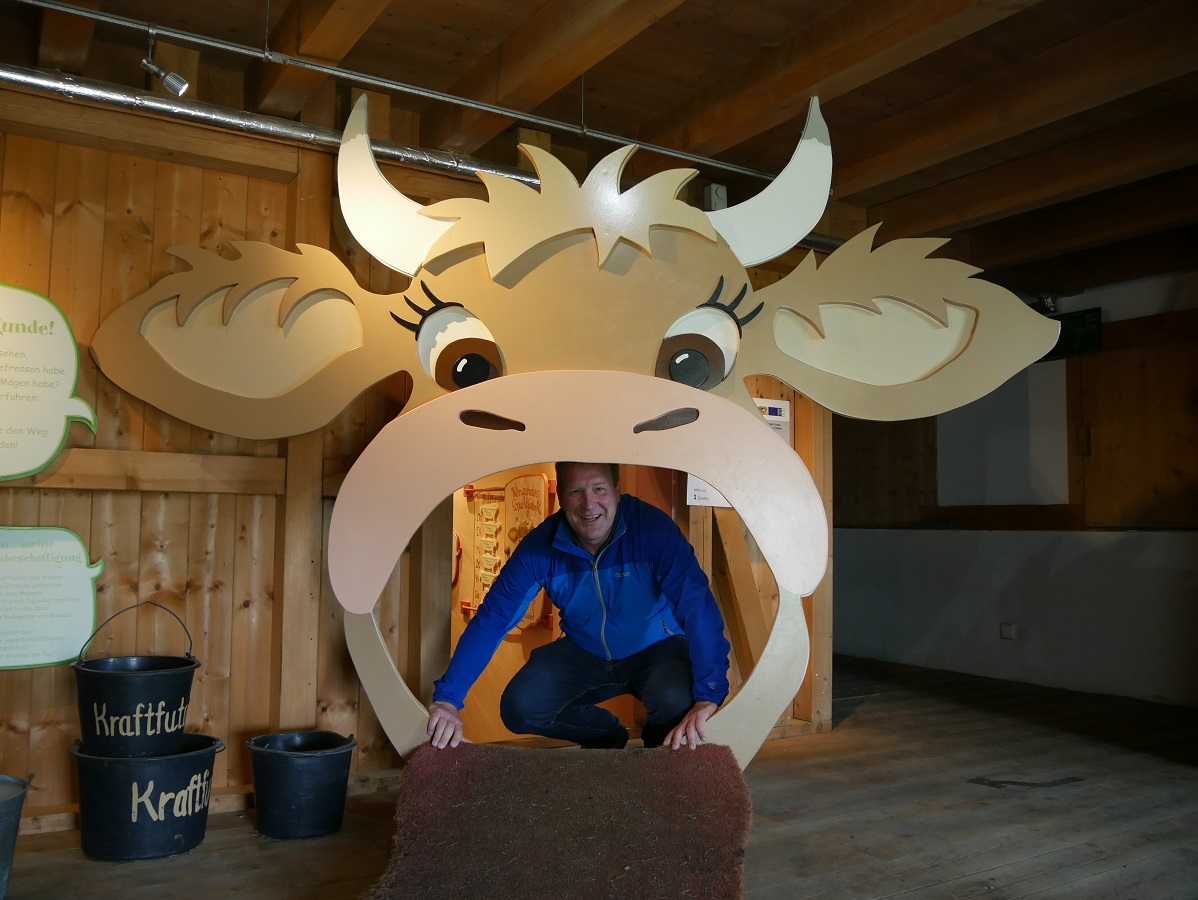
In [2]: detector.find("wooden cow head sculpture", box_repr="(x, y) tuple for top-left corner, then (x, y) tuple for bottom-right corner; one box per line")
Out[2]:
(93, 97), (1058, 767)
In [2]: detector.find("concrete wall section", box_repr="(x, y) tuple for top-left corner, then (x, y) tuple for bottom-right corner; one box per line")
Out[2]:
(834, 528), (1198, 707)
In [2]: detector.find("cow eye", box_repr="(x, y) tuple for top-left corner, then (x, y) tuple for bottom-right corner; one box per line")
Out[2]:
(655, 307), (739, 390)
(416, 306), (505, 391)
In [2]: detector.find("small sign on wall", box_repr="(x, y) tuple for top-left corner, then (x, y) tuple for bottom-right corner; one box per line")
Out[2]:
(0, 283), (97, 481)
(687, 477), (733, 508)
(0, 527), (102, 669)
(688, 399), (792, 506)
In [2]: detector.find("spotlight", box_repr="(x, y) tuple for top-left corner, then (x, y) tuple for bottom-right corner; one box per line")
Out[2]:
(140, 56), (189, 97)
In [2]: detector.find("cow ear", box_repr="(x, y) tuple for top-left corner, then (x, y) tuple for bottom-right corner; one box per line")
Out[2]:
(92, 241), (417, 439)
(749, 228), (1060, 420)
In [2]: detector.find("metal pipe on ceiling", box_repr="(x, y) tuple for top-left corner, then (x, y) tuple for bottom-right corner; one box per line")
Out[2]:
(3, 0), (845, 254)
(0, 63), (538, 185)
(12, 0), (779, 182)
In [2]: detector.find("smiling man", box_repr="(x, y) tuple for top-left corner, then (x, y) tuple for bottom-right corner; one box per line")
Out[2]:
(427, 461), (731, 751)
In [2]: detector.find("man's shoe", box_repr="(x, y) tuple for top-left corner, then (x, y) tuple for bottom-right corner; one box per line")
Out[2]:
(579, 725), (629, 749)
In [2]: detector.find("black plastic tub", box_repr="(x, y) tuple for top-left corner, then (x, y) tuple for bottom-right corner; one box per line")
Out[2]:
(71, 733), (224, 860)
(72, 602), (200, 758)
(247, 731), (357, 840)
(0, 774), (30, 898)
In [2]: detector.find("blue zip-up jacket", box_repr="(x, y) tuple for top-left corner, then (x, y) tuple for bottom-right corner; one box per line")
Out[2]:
(432, 494), (731, 710)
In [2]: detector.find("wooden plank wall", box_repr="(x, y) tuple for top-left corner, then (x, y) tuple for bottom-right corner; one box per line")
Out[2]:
(832, 309), (1198, 530)
(744, 268), (834, 735)
(1079, 311), (1198, 528)
(0, 102), (409, 821)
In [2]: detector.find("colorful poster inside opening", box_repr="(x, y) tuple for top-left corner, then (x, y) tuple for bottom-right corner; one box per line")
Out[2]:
(0, 283), (96, 481)
(0, 527), (102, 669)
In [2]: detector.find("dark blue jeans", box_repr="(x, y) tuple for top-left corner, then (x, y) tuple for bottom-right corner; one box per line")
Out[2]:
(500, 635), (695, 748)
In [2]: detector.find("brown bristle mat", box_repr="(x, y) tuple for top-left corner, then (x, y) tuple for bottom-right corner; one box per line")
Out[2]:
(365, 742), (752, 899)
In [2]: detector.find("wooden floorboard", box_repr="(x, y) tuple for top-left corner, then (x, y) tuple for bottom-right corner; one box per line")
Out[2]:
(8, 656), (1198, 899)
(742, 657), (1198, 900)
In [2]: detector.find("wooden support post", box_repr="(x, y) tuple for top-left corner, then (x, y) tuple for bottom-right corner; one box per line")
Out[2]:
(271, 431), (325, 731)
(742, 373), (834, 736)
(687, 504), (713, 576)
(405, 498), (454, 706)
(711, 507), (772, 679)
(270, 124), (332, 733)
(786, 398), (834, 733)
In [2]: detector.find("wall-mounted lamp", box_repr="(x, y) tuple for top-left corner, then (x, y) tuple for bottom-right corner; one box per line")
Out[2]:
(141, 30), (188, 97)
(140, 56), (189, 96)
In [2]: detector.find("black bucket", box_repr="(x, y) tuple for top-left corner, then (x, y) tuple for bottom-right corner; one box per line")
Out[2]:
(1, 774), (31, 899)
(72, 602), (200, 758)
(71, 733), (224, 861)
(247, 731), (357, 840)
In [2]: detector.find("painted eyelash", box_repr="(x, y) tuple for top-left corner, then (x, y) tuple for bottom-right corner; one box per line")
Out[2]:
(700, 276), (763, 335)
(390, 281), (463, 335)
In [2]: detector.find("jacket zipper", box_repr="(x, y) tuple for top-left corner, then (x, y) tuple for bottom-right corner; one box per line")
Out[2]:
(586, 514), (624, 662)
(660, 618), (675, 636)
(592, 550), (612, 660)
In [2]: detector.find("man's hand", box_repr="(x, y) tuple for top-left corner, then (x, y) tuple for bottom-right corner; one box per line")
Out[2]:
(427, 700), (464, 749)
(664, 701), (719, 751)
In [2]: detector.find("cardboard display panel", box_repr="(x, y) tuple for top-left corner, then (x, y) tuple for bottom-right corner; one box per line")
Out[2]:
(91, 95), (1058, 768)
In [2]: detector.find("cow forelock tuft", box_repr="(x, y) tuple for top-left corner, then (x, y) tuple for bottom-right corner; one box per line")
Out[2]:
(418, 144), (718, 281)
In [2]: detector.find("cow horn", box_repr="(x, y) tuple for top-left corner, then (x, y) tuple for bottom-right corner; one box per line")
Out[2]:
(337, 96), (452, 276)
(705, 97), (832, 267)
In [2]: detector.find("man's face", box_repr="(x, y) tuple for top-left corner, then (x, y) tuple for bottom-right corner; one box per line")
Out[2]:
(558, 463), (621, 555)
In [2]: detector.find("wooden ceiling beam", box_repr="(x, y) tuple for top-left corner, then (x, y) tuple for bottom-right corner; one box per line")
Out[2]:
(421, 0), (687, 155)
(835, 0), (1198, 198)
(248, 0), (392, 119)
(967, 167), (1198, 271)
(987, 224), (1198, 296)
(638, 0), (1041, 158)
(0, 85), (299, 182)
(871, 97), (1198, 239)
(36, 0), (98, 74)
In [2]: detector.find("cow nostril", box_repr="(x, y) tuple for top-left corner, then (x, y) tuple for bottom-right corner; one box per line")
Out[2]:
(633, 408), (700, 433)
(459, 410), (527, 431)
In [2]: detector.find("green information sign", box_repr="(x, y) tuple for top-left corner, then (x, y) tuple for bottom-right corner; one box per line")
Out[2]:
(0, 527), (102, 669)
(0, 283), (97, 481)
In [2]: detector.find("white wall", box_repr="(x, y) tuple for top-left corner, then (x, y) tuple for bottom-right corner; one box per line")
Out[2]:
(833, 529), (1198, 707)
(834, 273), (1198, 707)
(937, 360), (1069, 506)
(1056, 269), (1198, 321)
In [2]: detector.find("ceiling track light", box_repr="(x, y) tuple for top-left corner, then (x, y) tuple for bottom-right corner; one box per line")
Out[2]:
(140, 30), (188, 96)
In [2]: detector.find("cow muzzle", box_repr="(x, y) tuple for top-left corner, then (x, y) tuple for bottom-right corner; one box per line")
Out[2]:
(328, 369), (828, 767)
